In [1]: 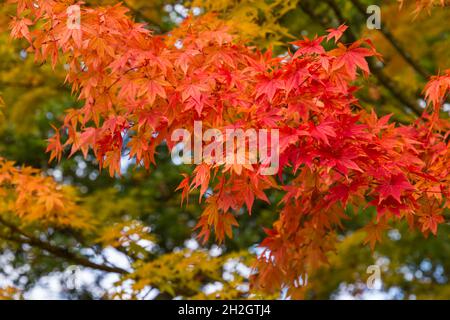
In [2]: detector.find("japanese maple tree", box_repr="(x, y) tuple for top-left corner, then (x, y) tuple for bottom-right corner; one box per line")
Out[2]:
(8, 0), (450, 297)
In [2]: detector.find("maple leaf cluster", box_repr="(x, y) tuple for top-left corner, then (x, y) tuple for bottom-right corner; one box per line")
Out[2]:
(0, 157), (91, 229)
(9, 0), (450, 296)
(424, 70), (450, 114)
(399, 0), (450, 15)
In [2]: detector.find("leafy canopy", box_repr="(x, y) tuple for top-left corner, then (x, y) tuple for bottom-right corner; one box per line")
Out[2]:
(7, 0), (450, 297)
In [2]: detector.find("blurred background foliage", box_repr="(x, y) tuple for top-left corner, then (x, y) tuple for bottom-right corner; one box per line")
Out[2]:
(0, 0), (449, 299)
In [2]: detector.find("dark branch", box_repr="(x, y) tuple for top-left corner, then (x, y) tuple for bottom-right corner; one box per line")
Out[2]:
(323, 0), (423, 116)
(0, 216), (128, 275)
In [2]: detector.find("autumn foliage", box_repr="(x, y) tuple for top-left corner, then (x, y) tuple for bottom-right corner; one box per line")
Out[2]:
(0, 157), (92, 228)
(399, 0), (450, 16)
(7, 0), (450, 297)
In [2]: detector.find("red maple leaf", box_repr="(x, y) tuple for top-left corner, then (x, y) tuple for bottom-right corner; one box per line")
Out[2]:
(326, 24), (348, 43)
(330, 40), (379, 78)
(376, 173), (414, 204)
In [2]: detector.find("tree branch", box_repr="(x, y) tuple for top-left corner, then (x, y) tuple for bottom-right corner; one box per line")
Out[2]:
(322, 0), (423, 116)
(0, 216), (128, 275)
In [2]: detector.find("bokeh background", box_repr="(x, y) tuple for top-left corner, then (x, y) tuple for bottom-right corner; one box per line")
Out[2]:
(0, 0), (449, 299)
